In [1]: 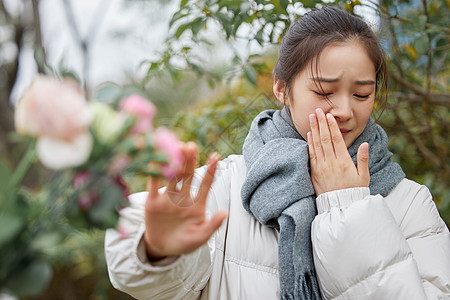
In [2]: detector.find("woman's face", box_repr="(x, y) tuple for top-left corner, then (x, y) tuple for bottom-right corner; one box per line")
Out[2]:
(274, 41), (376, 148)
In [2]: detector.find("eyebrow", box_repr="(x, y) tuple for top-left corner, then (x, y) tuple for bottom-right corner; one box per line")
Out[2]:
(310, 77), (375, 85)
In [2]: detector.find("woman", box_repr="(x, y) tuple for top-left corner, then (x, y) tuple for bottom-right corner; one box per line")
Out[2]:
(105, 7), (450, 299)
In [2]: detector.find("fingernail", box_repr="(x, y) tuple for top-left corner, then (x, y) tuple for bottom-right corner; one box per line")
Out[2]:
(315, 108), (324, 117)
(309, 114), (315, 123)
(361, 143), (369, 153)
(326, 113), (333, 121)
(206, 152), (218, 165)
(307, 131), (312, 141)
(213, 152), (221, 161)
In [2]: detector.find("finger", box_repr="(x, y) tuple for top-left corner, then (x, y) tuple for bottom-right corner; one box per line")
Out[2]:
(180, 142), (198, 194)
(199, 211), (228, 243)
(309, 113), (324, 161)
(167, 177), (178, 193)
(307, 131), (316, 165)
(316, 108), (334, 159)
(357, 142), (370, 184)
(326, 113), (348, 158)
(196, 152), (221, 205)
(167, 144), (189, 193)
(147, 176), (160, 201)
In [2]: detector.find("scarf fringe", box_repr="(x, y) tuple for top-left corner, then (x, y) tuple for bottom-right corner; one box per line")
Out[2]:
(281, 270), (322, 300)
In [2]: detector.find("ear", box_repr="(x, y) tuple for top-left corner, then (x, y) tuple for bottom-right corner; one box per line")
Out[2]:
(273, 77), (289, 106)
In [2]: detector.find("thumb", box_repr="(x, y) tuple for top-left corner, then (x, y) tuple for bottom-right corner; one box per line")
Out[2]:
(357, 142), (370, 184)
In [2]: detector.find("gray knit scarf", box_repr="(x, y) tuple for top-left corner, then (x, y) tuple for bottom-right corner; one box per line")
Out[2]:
(241, 108), (405, 300)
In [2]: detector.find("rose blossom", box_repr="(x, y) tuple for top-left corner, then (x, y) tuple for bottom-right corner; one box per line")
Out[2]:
(15, 76), (92, 141)
(72, 170), (98, 211)
(107, 154), (131, 175)
(36, 133), (93, 170)
(15, 76), (93, 170)
(154, 127), (184, 179)
(119, 94), (157, 134)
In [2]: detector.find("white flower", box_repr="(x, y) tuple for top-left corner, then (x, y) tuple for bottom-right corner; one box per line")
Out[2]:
(15, 76), (93, 169)
(36, 133), (93, 170)
(89, 102), (125, 145)
(15, 76), (92, 140)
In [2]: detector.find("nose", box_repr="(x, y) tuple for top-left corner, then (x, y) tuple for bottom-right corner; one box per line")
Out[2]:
(329, 96), (353, 123)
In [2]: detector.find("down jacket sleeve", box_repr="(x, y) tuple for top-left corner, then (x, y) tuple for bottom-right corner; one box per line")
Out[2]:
(311, 180), (450, 300)
(104, 164), (225, 300)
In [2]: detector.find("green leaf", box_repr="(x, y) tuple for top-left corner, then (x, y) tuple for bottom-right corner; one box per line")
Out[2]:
(218, 0), (242, 8)
(175, 22), (192, 38)
(34, 46), (47, 70)
(88, 183), (124, 229)
(94, 84), (122, 103)
(187, 60), (204, 75)
(243, 65), (258, 85)
(255, 29), (264, 45)
(169, 11), (188, 28)
(413, 35), (429, 55)
(180, 0), (189, 8)
(278, 0), (289, 11)
(301, 0), (317, 8)
(0, 161), (12, 195)
(5, 260), (53, 297)
(425, 25), (442, 34)
(413, 15), (427, 31)
(0, 212), (24, 245)
(207, 77), (216, 89)
(192, 18), (207, 35)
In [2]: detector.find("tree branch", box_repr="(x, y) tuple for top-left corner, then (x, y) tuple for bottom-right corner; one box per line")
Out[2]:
(62, 0), (83, 46)
(390, 92), (450, 107)
(389, 72), (450, 105)
(363, 0), (450, 34)
(31, 0), (47, 74)
(387, 18), (404, 77)
(392, 108), (449, 175)
(62, 0), (111, 96)
(0, 0), (12, 23)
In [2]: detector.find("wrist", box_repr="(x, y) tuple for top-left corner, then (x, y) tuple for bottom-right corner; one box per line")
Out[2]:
(144, 233), (167, 262)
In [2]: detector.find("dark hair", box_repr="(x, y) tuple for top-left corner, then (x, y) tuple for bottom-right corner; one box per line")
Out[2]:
(273, 7), (388, 114)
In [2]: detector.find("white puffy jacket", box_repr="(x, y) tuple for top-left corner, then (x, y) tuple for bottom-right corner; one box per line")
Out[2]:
(105, 155), (450, 300)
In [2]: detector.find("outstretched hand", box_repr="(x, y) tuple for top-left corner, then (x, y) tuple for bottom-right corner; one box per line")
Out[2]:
(144, 142), (228, 260)
(307, 108), (370, 196)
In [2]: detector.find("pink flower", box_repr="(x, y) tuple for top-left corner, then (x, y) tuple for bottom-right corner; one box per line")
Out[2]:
(72, 170), (98, 211)
(154, 127), (184, 179)
(15, 76), (93, 169)
(119, 94), (157, 134)
(15, 76), (91, 141)
(77, 190), (99, 211)
(72, 170), (92, 188)
(112, 175), (130, 199)
(107, 154), (131, 175)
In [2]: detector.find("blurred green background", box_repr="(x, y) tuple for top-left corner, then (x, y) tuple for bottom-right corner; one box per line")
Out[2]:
(0, 0), (448, 298)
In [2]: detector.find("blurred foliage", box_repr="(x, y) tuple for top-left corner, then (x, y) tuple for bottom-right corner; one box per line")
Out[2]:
(1, 0), (448, 298)
(169, 53), (279, 164)
(23, 230), (132, 300)
(149, 0), (449, 225)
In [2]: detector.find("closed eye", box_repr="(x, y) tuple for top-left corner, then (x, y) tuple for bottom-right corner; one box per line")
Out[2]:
(313, 91), (332, 97)
(354, 94), (371, 99)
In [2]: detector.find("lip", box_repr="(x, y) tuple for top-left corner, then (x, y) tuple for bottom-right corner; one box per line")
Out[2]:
(339, 128), (350, 137)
